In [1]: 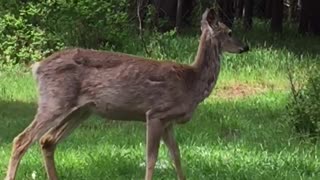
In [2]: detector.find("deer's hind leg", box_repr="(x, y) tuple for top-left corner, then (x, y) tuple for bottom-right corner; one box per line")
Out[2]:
(39, 102), (93, 180)
(5, 104), (74, 180)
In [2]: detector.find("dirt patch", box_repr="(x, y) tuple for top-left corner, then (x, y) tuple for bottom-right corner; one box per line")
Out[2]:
(213, 83), (283, 99)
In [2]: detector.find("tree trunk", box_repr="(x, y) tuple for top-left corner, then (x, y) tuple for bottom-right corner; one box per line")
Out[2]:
(176, 0), (183, 32)
(235, 0), (244, 18)
(243, 0), (253, 30)
(288, 0), (298, 21)
(137, 0), (149, 36)
(271, 0), (283, 32)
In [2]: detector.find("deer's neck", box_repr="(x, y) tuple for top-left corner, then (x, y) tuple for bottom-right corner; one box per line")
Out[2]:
(192, 30), (221, 103)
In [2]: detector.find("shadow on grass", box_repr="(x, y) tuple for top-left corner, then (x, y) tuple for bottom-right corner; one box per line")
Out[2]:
(0, 101), (37, 143)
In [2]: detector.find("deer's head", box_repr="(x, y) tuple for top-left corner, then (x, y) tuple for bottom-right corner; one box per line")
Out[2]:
(201, 8), (249, 54)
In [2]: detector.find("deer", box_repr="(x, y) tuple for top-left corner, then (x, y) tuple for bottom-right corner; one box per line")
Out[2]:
(5, 8), (249, 180)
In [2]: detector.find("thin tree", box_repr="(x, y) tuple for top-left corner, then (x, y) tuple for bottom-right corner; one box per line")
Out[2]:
(176, 0), (183, 32)
(235, 0), (244, 18)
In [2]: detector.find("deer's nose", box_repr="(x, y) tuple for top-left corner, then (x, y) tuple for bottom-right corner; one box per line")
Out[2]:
(240, 45), (249, 53)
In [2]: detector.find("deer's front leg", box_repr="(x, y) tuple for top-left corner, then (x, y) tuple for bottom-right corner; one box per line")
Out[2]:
(163, 125), (185, 180)
(145, 111), (165, 180)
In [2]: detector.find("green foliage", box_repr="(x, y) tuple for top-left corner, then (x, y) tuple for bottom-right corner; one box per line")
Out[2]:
(141, 4), (172, 32)
(145, 30), (178, 60)
(286, 65), (320, 138)
(44, 0), (130, 49)
(140, 29), (199, 65)
(0, 8), (62, 65)
(0, 0), (130, 65)
(143, 5), (159, 30)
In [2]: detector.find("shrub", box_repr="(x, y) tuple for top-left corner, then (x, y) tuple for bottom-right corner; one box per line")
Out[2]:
(0, 9), (62, 65)
(286, 65), (320, 138)
(44, 0), (130, 49)
(0, 0), (131, 65)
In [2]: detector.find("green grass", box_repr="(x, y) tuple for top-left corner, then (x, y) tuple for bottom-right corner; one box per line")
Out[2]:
(1, 21), (320, 179)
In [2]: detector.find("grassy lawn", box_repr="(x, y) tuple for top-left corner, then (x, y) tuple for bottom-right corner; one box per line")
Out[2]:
(1, 22), (320, 179)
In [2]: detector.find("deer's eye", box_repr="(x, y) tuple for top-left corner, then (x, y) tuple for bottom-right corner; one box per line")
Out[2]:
(228, 32), (232, 36)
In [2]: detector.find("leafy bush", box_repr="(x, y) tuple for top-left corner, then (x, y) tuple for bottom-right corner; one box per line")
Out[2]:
(145, 30), (177, 60)
(0, 0), (131, 65)
(0, 7), (62, 65)
(286, 65), (320, 138)
(44, 0), (130, 49)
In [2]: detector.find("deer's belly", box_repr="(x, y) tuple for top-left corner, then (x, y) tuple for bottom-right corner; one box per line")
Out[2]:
(90, 97), (195, 123)
(99, 111), (145, 121)
(92, 103), (146, 121)
(173, 111), (193, 124)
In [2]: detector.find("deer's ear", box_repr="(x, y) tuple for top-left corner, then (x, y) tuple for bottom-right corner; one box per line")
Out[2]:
(201, 8), (216, 30)
(203, 8), (215, 25)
